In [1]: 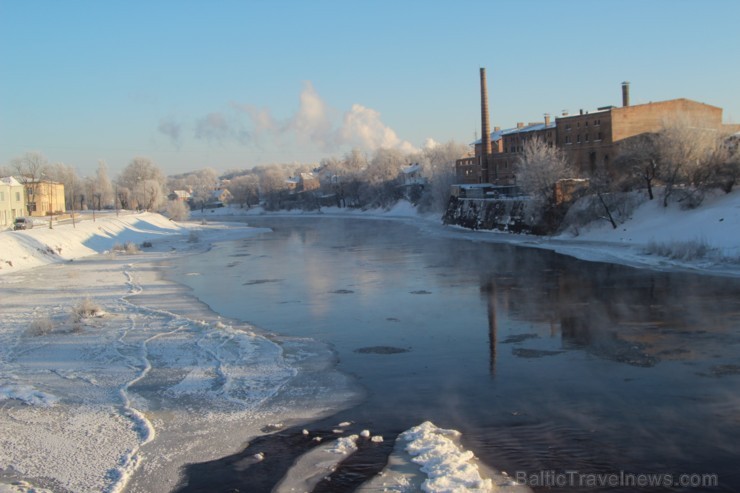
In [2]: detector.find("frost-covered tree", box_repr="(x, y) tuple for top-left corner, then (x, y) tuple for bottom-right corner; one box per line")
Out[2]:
(415, 140), (469, 212)
(46, 162), (79, 210)
(92, 161), (114, 209)
(227, 174), (260, 208)
(515, 137), (574, 206)
(253, 164), (288, 209)
(116, 157), (166, 211)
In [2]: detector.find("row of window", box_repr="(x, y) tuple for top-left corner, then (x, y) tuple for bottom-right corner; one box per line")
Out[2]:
(564, 119), (602, 131)
(564, 132), (603, 144)
(0, 191), (22, 202)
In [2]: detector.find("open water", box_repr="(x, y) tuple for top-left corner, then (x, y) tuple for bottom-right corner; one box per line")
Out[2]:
(167, 217), (740, 492)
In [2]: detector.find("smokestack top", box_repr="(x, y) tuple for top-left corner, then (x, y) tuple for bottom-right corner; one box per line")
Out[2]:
(621, 81), (630, 107)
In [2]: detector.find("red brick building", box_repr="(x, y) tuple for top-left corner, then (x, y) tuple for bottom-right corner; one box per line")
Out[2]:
(456, 81), (738, 185)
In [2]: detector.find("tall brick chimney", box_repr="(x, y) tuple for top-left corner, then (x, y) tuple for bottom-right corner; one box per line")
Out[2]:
(480, 68), (491, 183)
(622, 81), (630, 107)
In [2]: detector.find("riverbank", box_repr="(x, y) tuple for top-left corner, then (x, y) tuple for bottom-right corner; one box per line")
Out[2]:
(0, 216), (361, 492)
(194, 189), (740, 278)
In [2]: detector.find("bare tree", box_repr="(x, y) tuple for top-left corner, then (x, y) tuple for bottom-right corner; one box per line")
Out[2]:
(11, 152), (49, 183)
(515, 137), (574, 206)
(655, 117), (721, 208)
(614, 134), (659, 200)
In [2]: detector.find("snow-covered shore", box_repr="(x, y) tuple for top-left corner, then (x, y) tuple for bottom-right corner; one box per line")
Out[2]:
(0, 213), (360, 492)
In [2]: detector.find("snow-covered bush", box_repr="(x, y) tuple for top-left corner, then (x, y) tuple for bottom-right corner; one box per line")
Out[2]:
(165, 200), (190, 221)
(112, 242), (140, 254)
(70, 296), (105, 323)
(27, 315), (54, 336)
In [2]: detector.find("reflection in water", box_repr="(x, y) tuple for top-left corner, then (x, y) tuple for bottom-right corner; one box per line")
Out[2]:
(171, 218), (740, 492)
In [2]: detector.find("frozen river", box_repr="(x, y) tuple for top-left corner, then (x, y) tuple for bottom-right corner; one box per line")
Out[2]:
(168, 217), (740, 492)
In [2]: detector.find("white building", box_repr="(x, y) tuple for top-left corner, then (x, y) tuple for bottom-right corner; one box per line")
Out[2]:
(0, 177), (26, 228)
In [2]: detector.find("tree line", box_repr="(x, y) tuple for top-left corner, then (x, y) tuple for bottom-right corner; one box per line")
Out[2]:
(2, 140), (468, 218)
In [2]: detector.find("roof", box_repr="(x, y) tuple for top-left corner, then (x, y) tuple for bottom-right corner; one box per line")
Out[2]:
(171, 190), (191, 199)
(473, 122), (557, 145)
(0, 176), (23, 186)
(402, 163), (421, 174)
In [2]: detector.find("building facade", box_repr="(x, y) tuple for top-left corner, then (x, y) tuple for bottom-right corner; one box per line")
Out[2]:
(25, 181), (66, 217)
(0, 177), (26, 228)
(456, 82), (738, 185)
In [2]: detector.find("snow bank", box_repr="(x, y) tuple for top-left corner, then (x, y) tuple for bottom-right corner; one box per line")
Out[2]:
(567, 190), (740, 256)
(0, 212), (187, 275)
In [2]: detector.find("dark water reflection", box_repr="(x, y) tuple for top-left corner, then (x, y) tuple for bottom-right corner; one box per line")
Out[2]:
(170, 218), (740, 492)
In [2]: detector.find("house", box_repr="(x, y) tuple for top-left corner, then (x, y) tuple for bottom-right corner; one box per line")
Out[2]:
(285, 173), (320, 194)
(0, 177), (26, 228)
(400, 163), (426, 186)
(209, 188), (232, 205)
(24, 180), (66, 217)
(457, 78), (740, 185)
(168, 190), (192, 202)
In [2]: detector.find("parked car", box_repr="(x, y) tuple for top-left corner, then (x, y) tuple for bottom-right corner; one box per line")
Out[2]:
(13, 217), (34, 230)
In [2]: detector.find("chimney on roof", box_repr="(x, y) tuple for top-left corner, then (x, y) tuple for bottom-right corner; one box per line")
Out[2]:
(544, 114), (551, 126)
(562, 110), (569, 116)
(494, 126), (501, 132)
(622, 81), (630, 107)
(517, 122), (525, 128)
(480, 68), (491, 183)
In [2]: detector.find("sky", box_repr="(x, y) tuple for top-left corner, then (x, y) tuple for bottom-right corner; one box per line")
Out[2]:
(1, 0), (739, 178)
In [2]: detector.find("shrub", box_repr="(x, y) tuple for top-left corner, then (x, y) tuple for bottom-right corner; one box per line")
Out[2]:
(644, 238), (713, 261)
(27, 315), (54, 336)
(70, 296), (105, 323)
(112, 242), (140, 254)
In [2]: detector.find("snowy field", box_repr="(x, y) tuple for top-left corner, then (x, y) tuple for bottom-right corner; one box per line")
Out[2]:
(1, 189), (738, 492)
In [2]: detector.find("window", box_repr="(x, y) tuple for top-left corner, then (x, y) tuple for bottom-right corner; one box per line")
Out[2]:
(596, 132), (603, 141)
(577, 134), (581, 144)
(0, 191), (4, 201)
(15, 192), (21, 201)
(565, 136), (572, 145)
(594, 119), (601, 126)
(565, 124), (571, 131)
(585, 133), (590, 142)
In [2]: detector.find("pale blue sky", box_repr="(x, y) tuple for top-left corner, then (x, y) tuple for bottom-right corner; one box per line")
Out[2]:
(1, 0), (738, 176)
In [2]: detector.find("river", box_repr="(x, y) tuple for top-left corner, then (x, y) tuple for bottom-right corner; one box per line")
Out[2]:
(167, 217), (740, 492)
